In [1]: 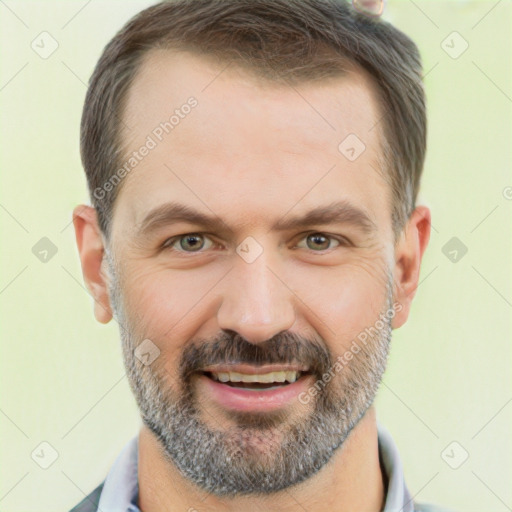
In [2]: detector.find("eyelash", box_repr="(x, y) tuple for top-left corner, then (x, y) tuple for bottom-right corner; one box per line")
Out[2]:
(161, 232), (351, 254)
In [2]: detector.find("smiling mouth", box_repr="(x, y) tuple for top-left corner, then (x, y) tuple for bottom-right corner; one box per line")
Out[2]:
(202, 370), (309, 390)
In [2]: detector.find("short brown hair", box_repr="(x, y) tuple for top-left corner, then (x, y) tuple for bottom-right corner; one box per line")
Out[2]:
(81, 0), (426, 240)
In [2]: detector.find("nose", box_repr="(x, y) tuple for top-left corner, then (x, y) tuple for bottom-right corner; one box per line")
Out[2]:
(216, 249), (297, 344)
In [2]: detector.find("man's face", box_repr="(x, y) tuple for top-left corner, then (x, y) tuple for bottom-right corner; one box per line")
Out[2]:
(106, 50), (398, 495)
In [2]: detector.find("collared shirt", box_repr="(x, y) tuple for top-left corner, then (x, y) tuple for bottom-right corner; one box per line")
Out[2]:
(93, 423), (444, 512)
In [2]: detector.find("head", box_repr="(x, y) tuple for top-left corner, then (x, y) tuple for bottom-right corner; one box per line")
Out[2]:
(73, 0), (430, 497)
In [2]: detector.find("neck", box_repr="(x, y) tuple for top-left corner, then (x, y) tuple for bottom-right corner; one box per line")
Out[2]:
(137, 406), (385, 512)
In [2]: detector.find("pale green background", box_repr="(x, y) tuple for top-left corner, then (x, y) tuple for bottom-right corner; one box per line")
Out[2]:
(0, 1), (511, 511)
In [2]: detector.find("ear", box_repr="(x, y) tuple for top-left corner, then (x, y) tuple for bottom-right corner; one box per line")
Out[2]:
(72, 205), (113, 324)
(391, 205), (431, 329)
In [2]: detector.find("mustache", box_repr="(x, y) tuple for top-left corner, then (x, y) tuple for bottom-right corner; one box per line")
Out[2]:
(178, 330), (332, 380)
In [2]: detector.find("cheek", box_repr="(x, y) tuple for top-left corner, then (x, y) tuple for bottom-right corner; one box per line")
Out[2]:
(119, 269), (201, 385)
(290, 256), (391, 343)
(120, 262), (225, 344)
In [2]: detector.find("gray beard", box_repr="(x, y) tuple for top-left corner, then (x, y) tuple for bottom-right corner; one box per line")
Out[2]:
(107, 253), (392, 497)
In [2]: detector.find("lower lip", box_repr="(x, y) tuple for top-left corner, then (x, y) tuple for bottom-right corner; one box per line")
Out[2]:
(198, 373), (312, 412)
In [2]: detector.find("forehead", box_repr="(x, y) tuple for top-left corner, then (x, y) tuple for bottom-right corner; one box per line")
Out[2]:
(116, 49), (388, 234)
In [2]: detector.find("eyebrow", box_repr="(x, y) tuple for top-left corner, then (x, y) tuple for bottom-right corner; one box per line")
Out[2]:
(135, 200), (377, 238)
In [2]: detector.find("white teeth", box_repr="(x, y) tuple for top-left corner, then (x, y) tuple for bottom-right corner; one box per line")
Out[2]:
(210, 370), (300, 384)
(285, 371), (297, 383)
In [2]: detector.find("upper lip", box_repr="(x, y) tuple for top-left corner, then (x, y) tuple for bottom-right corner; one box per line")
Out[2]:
(201, 363), (309, 374)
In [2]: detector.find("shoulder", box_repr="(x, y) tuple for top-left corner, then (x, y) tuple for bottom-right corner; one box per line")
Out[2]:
(68, 481), (104, 512)
(415, 502), (458, 512)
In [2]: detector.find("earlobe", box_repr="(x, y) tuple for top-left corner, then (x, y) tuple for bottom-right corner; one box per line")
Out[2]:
(72, 205), (114, 324)
(391, 205), (431, 329)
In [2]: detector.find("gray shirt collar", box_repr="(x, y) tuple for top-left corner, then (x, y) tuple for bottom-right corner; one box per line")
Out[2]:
(97, 423), (414, 512)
